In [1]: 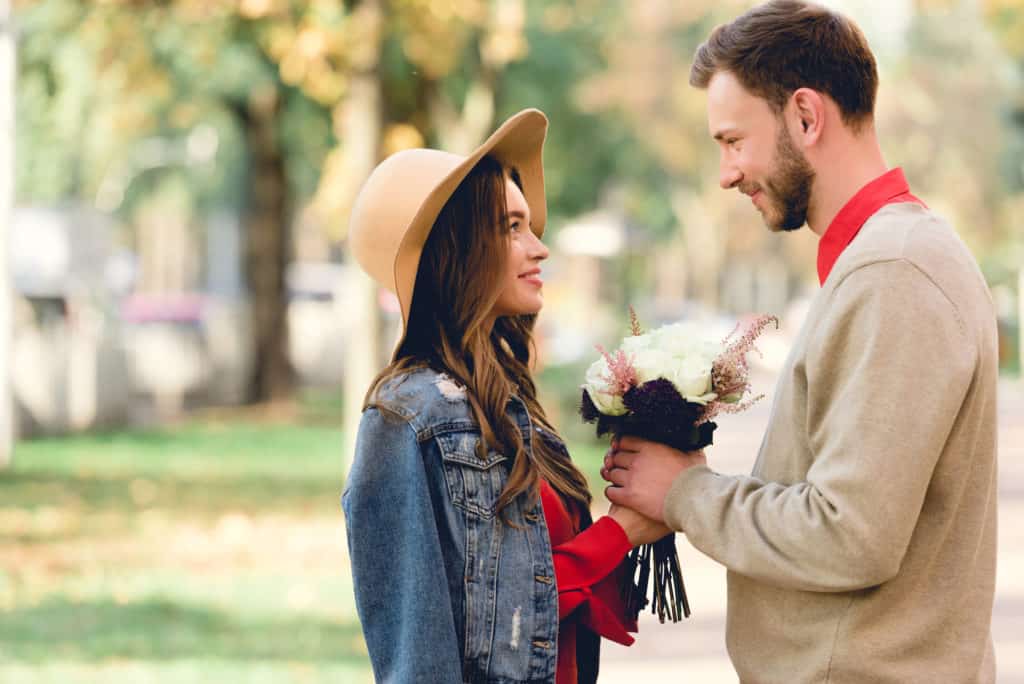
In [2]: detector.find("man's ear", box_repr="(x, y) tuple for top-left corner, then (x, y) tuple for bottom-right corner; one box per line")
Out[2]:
(790, 88), (825, 145)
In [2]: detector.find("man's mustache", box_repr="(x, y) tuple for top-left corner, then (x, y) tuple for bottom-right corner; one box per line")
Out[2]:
(738, 181), (763, 197)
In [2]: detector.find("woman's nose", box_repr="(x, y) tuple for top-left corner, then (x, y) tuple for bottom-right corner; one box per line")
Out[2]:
(528, 229), (549, 261)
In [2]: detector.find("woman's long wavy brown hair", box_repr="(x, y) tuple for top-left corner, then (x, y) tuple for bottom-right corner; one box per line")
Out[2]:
(364, 154), (592, 519)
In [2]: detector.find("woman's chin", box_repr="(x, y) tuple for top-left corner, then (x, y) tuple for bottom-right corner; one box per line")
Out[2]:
(493, 300), (544, 318)
(522, 296), (544, 315)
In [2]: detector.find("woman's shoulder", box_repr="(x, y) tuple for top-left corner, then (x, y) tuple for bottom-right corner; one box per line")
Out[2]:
(367, 366), (473, 430)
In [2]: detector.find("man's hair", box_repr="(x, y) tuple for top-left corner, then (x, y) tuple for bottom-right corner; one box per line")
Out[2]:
(690, 0), (878, 130)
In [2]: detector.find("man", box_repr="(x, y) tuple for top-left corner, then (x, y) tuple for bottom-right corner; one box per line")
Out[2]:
(603, 2), (999, 682)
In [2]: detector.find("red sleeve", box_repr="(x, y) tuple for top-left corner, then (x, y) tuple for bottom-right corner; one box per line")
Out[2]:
(551, 516), (638, 645)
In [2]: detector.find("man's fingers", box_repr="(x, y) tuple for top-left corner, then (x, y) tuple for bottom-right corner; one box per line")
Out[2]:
(610, 450), (637, 470)
(603, 449), (615, 471)
(616, 435), (642, 452)
(605, 466), (629, 487)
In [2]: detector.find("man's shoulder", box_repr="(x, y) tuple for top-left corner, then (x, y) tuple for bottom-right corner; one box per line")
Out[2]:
(835, 203), (979, 289)
(826, 203), (992, 333)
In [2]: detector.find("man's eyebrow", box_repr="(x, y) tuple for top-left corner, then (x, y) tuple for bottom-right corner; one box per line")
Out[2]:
(712, 129), (738, 141)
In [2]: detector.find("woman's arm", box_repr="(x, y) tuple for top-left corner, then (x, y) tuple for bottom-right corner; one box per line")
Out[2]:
(540, 480), (640, 643)
(343, 407), (462, 683)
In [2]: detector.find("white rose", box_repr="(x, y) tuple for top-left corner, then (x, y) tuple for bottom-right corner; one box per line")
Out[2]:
(668, 355), (717, 404)
(583, 357), (627, 416)
(652, 322), (720, 360)
(620, 333), (652, 354)
(631, 347), (675, 385)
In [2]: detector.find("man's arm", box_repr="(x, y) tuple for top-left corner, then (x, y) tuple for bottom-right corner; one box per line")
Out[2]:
(610, 260), (975, 592)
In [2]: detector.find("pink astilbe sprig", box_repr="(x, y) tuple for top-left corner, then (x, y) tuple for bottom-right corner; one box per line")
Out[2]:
(629, 306), (644, 337)
(702, 314), (780, 423)
(595, 344), (638, 397)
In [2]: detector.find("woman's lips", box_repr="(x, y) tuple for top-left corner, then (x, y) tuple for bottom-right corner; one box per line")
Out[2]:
(519, 270), (543, 287)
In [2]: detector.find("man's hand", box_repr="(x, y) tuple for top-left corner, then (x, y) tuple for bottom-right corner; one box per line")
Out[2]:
(600, 436), (707, 523)
(608, 503), (673, 546)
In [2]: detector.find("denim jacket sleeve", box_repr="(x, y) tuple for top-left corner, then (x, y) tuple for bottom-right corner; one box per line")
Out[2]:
(342, 406), (462, 684)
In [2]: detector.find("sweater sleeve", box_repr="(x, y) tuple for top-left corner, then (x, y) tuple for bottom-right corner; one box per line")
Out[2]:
(663, 260), (976, 593)
(552, 515), (637, 644)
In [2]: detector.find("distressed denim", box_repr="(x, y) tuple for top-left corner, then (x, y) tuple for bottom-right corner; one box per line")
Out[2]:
(343, 367), (600, 683)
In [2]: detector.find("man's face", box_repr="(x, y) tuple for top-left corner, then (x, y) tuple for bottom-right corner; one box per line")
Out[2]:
(706, 71), (815, 232)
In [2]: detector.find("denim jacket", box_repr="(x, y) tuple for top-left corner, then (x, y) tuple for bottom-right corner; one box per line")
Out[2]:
(342, 367), (601, 684)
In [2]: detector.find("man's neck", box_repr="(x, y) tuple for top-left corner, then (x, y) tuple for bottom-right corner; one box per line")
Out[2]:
(806, 133), (888, 237)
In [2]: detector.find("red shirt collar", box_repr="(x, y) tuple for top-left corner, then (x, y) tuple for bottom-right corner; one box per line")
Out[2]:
(816, 168), (924, 285)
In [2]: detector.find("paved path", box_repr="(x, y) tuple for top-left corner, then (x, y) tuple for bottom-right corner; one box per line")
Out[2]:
(599, 375), (1024, 683)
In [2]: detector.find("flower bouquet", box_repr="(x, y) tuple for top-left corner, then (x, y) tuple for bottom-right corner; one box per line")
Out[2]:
(581, 310), (778, 623)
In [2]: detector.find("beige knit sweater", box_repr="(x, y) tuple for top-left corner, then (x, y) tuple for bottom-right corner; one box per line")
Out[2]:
(665, 203), (998, 683)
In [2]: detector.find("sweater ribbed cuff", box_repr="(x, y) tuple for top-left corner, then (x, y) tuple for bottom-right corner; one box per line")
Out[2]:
(663, 464), (715, 533)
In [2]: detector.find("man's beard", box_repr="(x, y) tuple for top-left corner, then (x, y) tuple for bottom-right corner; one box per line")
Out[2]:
(758, 126), (815, 232)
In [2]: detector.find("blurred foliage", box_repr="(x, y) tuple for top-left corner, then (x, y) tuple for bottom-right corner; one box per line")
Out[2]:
(11, 0), (1024, 384)
(14, 0), (1023, 266)
(984, 0), (1024, 60)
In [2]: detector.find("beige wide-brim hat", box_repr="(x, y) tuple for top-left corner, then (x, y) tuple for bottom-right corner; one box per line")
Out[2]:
(348, 108), (548, 348)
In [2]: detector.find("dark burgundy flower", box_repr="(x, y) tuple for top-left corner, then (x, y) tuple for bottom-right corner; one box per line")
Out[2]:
(580, 388), (601, 422)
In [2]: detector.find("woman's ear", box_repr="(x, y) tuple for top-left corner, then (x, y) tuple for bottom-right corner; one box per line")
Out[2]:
(790, 88), (825, 145)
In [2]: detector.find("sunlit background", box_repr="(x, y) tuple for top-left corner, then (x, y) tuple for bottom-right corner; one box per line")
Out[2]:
(1, 0), (1022, 682)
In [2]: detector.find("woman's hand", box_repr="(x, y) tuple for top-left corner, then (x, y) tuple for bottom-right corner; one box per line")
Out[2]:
(608, 503), (673, 547)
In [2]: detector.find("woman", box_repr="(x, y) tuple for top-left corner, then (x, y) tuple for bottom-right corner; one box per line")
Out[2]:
(343, 109), (667, 684)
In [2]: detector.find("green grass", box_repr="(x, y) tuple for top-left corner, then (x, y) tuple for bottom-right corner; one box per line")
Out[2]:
(0, 419), (370, 684)
(0, 417), (609, 683)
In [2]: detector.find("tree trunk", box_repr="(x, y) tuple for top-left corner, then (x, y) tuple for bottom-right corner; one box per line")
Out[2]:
(428, 71), (496, 155)
(339, 0), (385, 476)
(0, 0), (14, 466)
(1019, 267), (1023, 376)
(240, 89), (293, 403)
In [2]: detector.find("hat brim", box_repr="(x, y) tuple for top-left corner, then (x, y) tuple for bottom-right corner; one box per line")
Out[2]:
(392, 109), (548, 346)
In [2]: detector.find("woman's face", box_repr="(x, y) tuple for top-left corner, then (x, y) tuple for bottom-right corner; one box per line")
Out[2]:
(490, 176), (549, 319)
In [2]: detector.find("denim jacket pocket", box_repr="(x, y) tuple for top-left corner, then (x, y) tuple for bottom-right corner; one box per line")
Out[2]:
(437, 431), (509, 520)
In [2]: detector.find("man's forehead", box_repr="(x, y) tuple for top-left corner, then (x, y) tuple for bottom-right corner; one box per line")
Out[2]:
(706, 71), (774, 132)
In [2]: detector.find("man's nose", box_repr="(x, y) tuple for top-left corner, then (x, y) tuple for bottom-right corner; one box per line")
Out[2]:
(719, 159), (742, 190)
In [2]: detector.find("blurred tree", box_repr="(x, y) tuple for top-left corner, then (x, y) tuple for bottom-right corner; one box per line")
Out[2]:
(982, 0), (1024, 372)
(15, 0), (326, 402)
(1, 0), (13, 466)
(982, 0), (1024, 206)
(573, 0), (802, 314)
(13, 0), (542, 410)
(883, 4), (1018, 260)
